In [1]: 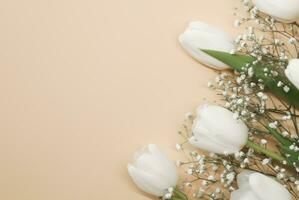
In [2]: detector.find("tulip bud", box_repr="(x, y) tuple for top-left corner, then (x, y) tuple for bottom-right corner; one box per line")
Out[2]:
(179, 21), (235, 70)
(127, 144), (178, 197)
(190, 104), (248, 154)
(285, 59), (299, 90)
(252, 0), (299, 23)
(231, 170), (292, 200)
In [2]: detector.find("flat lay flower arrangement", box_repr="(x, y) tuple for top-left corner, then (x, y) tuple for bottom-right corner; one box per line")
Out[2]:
(127, 0), (299, 199)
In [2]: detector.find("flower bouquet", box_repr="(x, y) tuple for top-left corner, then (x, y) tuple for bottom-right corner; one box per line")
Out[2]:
(127, 0), (299, 199)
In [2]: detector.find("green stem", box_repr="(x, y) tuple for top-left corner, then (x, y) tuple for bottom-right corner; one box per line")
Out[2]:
(171, 188), (188, 200)
(246, 140), (285, 162)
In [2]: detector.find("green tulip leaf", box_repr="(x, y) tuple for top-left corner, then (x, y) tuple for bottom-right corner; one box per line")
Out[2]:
(280, 145), (299, 168)
(202, 49), (299, 108)
(267, 128), (294, 147)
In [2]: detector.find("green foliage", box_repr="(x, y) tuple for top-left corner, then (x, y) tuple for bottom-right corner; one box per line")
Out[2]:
(202, 49), (299, 168)
(171, 188), (189, 200)
(268, 128), (299, 167)
(202, 50), (299, 108)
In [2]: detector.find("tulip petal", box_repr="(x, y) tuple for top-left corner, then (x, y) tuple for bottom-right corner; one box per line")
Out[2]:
(249, 173), (292, 200)
(147, 144), (178, 185)
(198, 105), (248, 148)
(135, 152), (177, 188)
(233, 171), (292, 200)
(236, 170), (255, 189)
(191, 104), (248, 154)
(190, 123), (239, 154)
(127, 164), (167, 196)
(128, 144), (178, 196)
(285, 59), (299, 90)
(252, 0), (299, 22)
(148, 144), (169, 163)
(231, 189), (259, 200)
(179, 21), (235, 70)
(187, 21), (233, 41)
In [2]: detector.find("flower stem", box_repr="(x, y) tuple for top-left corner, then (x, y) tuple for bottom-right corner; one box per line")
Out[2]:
(246, 140), (285, 162)
(171, 188), (188, 200)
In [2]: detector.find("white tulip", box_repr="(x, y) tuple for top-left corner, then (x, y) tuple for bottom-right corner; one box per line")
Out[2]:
(189, 104), (248, 154)
(179, 21), (235, 70)
(127, 144), (178, 197)
(231, 170), (292, 200)
(285, 59), (299, 90)
(252, 0), (299, 23)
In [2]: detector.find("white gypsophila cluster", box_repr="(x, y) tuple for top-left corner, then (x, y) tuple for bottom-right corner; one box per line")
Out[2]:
(177, 150), (235, 199)
(208, 10), (299, 166)
(209, 71), (265, 125)
(173, 1), (299, 199)
(235, 1), (299, 63)
(234, 0), (299, 169)
(198, 4), (299, 196)
(176, 114), (299, 199)
(210, 69), (299, 166)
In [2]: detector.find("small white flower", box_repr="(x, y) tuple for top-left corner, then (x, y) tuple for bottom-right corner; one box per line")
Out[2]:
(187, 168), (193, 175)
(176, 160), (183, 167)
(277, 81), (283, 87)
(202, 180), (208, 186)
(234, 19), (241, 27)
(167, 187), (174, 193)
(237, 99), (243, 104)
(269, 121), (278, 129)
(289, 144), (295, 150)
(233, 112), (239, 120)
(282, 115), (291, 120)
(277, 173), (285, 180)
(257, 92), (263, 98)
(208, 175), (215, 181)
(283, 85), (290, 93)
(288, 37), (296, 44)
(175, 143), (182, 151)
(274, 39), (280, 45)
(248, 67), (254, 77)
(243, 158), (250, 164)
(185, 112), (193, 119)
(263, 68), (268, 72)
(226, 172), (235, 183)
(241, 110), (247, 116)
(260, 139), (267, 145)
(185, 182), (192, 187)
(282, 131), (289, 137)
(164, 193), (172, 199)
(196, 155), (202, 161)
(262, 158), (271, 165)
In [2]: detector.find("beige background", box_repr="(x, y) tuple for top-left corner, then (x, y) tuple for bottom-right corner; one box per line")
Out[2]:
(0, 0), (238, 199)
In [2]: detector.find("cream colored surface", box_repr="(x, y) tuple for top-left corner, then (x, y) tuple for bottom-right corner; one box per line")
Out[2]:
(0, 0), (237, 199)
